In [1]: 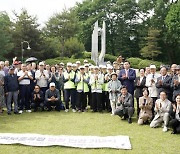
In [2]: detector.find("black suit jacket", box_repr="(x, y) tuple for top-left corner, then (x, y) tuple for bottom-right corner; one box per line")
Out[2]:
(134, 76), (146, 98)
(156, 75), (172, 95)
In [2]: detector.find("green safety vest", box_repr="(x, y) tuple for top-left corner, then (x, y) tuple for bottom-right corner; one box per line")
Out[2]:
(64, 71), (75, 89)
(76, 73), (89, 93)
(102, 73), (109, 92)
(91, 74), (104, 91)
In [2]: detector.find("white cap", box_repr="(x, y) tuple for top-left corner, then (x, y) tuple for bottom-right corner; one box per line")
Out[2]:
(150, 65), (156, 69)
(72, 63), (77, 67)
(76, 61), (81, 64)
(60, 62), (64, 66)
(101, 65), (107, 69)
(106, 61), (111, 64)
(84, 64), (89, 67)
(107, 65), (113, 69)
(84, 59), (88, 63)
(49, 82), (55, 87)
(67, 62), (72, 67)
(89, 65), (94, 69)
(39, 62), (44, 66)
(111, 72), (117, 77)
(79, 65), (85, 69)
(94, 66), (99, 69)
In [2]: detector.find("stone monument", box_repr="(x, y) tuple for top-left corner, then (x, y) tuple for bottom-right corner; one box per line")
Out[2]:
(91, 21), (106, 65)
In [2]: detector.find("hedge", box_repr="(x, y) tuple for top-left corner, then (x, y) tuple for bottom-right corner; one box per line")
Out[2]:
(82, 52), (117, 62)
(127, 57), (162, 70)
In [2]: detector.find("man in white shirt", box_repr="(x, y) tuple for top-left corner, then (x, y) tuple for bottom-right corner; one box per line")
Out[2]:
(17, 64), (33, 113)
(146, 64), (160, 117)
(35, 62), (49, 96)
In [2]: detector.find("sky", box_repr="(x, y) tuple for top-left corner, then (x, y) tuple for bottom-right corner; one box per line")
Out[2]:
(0, 0), (83, 26)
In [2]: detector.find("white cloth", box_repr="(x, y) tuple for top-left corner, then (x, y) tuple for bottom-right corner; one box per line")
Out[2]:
(17, 70), (32, 85)
(140, 76), (144, 83)
(145, 73), (160, 97)
(35, 70), (49, 88)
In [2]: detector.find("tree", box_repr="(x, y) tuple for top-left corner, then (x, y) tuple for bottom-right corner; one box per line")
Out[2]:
(164, 1), (180, 63)
(140, 28), (161, 60)
(74, 0), (140, 57)
(0, 12), (14, 60)
(64, 37), (85, 58)
(44, 9), (80, 56)
(40, 37), (61, 60)
(10, 9), (43, 61)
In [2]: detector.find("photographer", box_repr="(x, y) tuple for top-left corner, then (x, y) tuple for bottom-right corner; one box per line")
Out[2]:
(31, 85), (44, 112)
(114, 86), (134, 123)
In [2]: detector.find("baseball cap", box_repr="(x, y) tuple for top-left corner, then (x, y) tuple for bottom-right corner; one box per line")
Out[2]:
(76, 61), (81, 64)
(67, 62), (72, 67)
(84, 59), (88, 63)
(9, 65), (15, 70)
(79, 65), (85, 69)
(49, 82), (55, 87)
(150, 65), (156, 69)
(39, 62), (45, 66)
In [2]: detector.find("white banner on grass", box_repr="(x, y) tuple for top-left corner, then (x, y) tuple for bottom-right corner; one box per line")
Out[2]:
(0, 133), (132, 150)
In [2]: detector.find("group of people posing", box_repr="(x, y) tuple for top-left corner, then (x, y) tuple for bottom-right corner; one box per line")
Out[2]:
(0, 57), (180, 134)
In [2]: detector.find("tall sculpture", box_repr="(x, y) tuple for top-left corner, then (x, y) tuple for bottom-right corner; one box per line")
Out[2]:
(91, 21), (106, 65)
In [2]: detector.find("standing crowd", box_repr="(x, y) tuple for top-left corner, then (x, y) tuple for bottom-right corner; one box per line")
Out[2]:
(0, 56), (180, 134)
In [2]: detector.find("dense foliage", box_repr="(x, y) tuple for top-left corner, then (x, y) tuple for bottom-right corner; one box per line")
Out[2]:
(0, 0), (179, 64)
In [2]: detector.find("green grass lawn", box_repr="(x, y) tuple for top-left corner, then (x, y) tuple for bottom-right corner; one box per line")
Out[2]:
(0, 108), (179, 154)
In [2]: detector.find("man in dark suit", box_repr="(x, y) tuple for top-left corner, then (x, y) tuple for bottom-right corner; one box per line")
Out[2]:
(118, 61), (136, 106)
(156, 66), (172, 101)
(171, 65), (180, 102)
(114, 86), (134, 123)
(134, 68), (146, 117)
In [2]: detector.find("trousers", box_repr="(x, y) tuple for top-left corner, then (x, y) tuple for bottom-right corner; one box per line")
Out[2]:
(150, 113), (169, 128)
(7, 91), (18, 113)
(64, 89), (76, 109)
(91, 92), (102, 112)
(169, 119), (180, 133)
(19, 85), (31, 110)
(114, 107), (134, 118)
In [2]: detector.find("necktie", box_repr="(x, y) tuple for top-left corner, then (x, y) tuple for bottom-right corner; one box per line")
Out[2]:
(152, 74), (154, 78)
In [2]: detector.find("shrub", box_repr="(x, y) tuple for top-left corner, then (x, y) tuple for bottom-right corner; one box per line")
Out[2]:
(127, 57), (142, 68)
(127, 57), (162, 70)
(82, 51), (91, 59)
(64, 37), (85, 58)
(104, 54), (117, 62)
(138, 59), (162, 70)
(82, 52), (117, 63)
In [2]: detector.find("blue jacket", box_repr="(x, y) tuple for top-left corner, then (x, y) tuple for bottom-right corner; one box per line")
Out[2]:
(4, 74), (19, 93)
(118, 68), (136, 95)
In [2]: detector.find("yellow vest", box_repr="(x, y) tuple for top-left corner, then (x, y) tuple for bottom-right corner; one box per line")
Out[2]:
(90, 74), (104, 91)
(76, 73), (89, 93)
(64, 71), (75, 89)
(103, 73), (110, 92)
